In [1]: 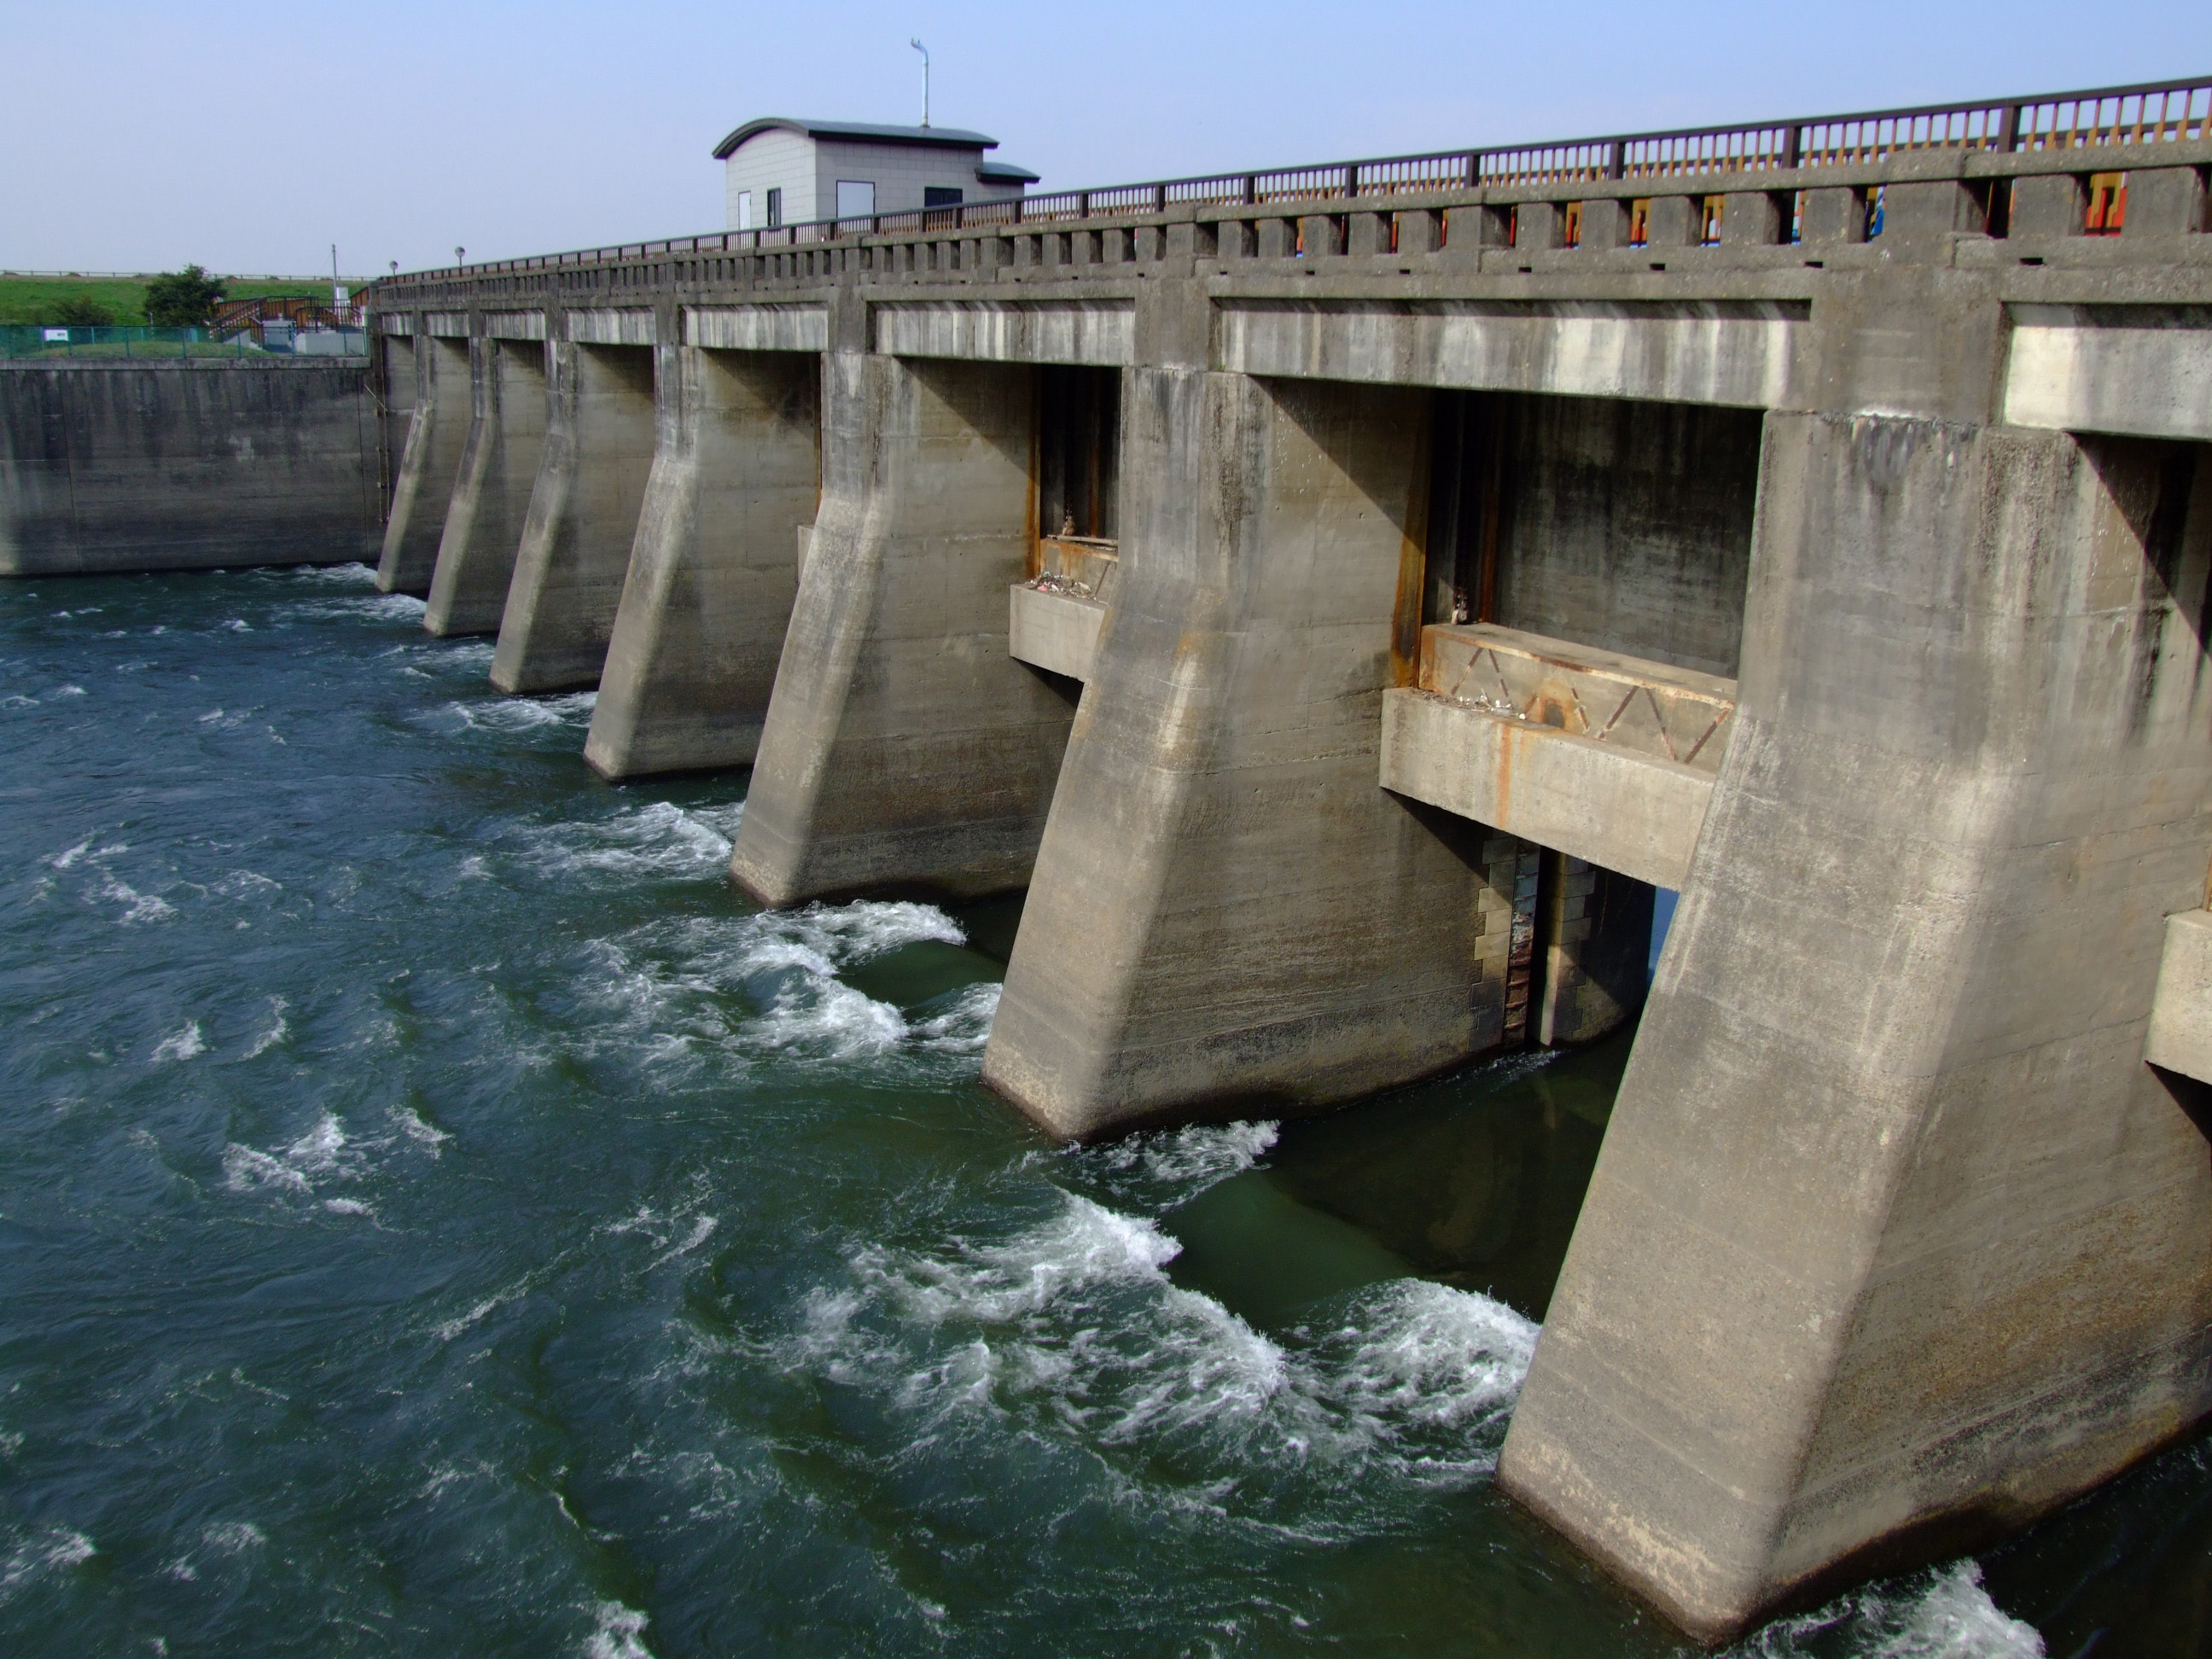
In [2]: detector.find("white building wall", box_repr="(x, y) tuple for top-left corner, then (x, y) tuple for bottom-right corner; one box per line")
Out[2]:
(808, 138), (1022, 218)
(724, 129), (822, 230)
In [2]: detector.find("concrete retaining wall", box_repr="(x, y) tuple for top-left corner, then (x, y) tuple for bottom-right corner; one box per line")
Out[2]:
(0, 359), (379, 576)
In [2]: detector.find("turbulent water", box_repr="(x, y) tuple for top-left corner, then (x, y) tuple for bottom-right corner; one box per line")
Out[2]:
(1, 564), (2205, 1657)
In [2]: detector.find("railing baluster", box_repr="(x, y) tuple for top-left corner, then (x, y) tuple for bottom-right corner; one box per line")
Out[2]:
(370, 71), (2211, 290)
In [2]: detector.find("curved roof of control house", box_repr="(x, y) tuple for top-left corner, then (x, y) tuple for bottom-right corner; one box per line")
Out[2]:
(713, 118), (1002, 160)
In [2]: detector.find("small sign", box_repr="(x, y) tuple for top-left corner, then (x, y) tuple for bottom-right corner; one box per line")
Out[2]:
(43, 328), (68, 341)
(333, 285), (349, 305)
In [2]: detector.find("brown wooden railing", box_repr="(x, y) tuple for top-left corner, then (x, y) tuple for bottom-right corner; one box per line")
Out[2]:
(393, 73), (2211, 282)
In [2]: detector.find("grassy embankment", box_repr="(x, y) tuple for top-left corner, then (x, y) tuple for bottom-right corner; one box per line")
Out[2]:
(0, 275), (375, 326)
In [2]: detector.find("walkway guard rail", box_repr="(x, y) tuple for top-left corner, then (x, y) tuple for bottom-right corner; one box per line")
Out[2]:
(0, 325), (370, 361)
(390, 73), (2211, 282)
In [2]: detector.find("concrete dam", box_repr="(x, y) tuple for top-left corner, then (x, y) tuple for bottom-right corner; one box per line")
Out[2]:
(11, 73), (2212, 1645)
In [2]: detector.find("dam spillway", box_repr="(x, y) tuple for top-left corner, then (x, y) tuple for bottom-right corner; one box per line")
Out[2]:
(6, 73), (2212, 1649)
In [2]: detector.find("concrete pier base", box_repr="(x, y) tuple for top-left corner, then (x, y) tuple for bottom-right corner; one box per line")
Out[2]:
(585, 344), (818, 778)
(979, 369), (1529, 1138)
(489, 341), (655, 695)
(424, 338), (547, 637)
(1498, 419), (2212, 1642)
(376, 334), (467, 594)
(727, 350), (1075, 903)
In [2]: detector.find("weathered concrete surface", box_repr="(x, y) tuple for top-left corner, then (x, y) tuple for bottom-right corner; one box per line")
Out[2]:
(727, 348), (1078, 902)
(1007, 582), (1106, 682)
(490, 341), (657, 694)
(0, 361), (378, 575)
(423, 338), (548, 637)
(2004, 305), (2212, 442)
(1419, 622), (1736, 770)
(981, 364), (1534, 1138)
(1215, 300), (1802, 408)
(375, 334), (469, 593)
(1498, 420), (2212, 1641)
(1476, 394), (1763, 676)
(874, 300), (1134, 365)
(1380, 689), (1713, 890)
(2147, 908), (2212, 1084)
(585, 344), (819, 778)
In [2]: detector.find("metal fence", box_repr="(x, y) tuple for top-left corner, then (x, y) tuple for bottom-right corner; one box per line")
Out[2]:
(396, 71), (2212, 282)
(0, 325), (369, 361)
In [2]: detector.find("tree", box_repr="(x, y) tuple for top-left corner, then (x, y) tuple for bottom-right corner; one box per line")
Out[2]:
(50, 294), (113, 327)
(143, 265), (225, 328)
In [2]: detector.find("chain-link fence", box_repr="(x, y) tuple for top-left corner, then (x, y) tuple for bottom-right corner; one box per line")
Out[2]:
(0, 325), (369, 361)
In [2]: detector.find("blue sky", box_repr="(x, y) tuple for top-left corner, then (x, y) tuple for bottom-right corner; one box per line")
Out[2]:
(3, 0), (2207, 276)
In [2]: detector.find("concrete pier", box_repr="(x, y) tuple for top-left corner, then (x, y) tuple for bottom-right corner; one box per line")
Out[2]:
(423, 331), (548, 637)
(376, 329), (468, 593)
(726, 340), (1078, 903)
(981, 358), (1535, 1136)
(585, 336), (819, 777)
(1496, 405), (2212, 1640)
(490, 329), (657, 694)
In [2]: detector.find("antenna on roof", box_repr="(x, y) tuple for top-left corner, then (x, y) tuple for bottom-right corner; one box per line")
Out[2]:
(910, 38), (929, 128)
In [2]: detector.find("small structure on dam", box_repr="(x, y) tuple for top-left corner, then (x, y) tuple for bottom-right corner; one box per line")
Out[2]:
(13, 72), (2212, 1645)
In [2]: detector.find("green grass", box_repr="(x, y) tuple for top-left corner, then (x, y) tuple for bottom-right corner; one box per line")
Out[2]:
(0, 274), (375, 327)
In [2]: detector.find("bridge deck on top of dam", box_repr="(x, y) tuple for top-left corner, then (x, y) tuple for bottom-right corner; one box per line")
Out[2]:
(88, 71), (2212, 1645)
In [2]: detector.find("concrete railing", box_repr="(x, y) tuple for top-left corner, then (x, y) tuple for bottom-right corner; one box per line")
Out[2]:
(1418, 623), (1735, 773)
(1377, 626), (1738, 891)
(380, 72), (2211, 291)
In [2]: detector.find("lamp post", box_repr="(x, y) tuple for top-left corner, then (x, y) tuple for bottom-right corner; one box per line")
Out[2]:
(910, 38), (928, 128)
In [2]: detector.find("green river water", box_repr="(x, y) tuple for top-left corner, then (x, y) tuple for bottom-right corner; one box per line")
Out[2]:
(2, 564), (2207, 1657)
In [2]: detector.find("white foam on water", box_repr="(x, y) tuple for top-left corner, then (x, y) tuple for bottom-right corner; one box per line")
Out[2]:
(152, 1022), (206, 1063)
(0, 695), (34, 710)
(788, 1189), (1536, 1488)
(435, 690), (598, 734)
(911, 982), (1002, 1053)
(1740, 1562), (2044, 1659)
(1064, 1118), (1283, 1210)
(391, 1104), (449, 1153)
(223, 619), (251, 632)
(560, 895), (987, 1079)
(0, 1527), (96, 1598)
(96, 874), (175, 924)
(323, 1198), (373, 1217)
(48, 835), (115, 870)
(52, 684), (86, 697)
(243, 998), (288, 1058)
(300, 591), (426, 622)
(584, 1599), (655, 1659)
(1300, 1279), (1536, 1462)
(202, 1522), (265, 1553)
(754, 977), (909, 1057)
(520, 799), (739, 876)
(222, 1112), (362, 1201)
(284, 562), (377, 586)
